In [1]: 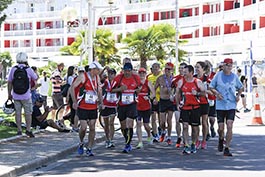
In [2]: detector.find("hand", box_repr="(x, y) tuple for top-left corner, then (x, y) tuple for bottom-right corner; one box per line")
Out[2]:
(191, 88), (197, 96)
(119, 85), (127, 92)
(72, 102), (78, 110)
(216, 93), (223, 100)
(8, 94), (13, 100)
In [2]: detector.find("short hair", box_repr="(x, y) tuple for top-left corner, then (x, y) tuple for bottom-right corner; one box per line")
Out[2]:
(184, 65), (194, 74)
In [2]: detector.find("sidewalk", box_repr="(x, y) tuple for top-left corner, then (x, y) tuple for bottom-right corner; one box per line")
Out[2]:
(0, 128), (106, 177)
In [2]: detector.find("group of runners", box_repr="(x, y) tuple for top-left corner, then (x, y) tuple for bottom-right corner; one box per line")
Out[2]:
(71, 57), (243, 157)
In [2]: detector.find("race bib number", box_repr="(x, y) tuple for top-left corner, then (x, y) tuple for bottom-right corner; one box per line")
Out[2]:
(106, 92), (118, 103)
(208, 100), (215, 107)
(121, 93), (134, 105)
(85, 91), (98, 104)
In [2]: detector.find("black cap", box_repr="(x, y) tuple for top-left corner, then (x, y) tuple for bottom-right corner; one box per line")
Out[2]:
(35, 94), (44, 103)
(123, 63), (133, 70)
(108, 68), (116, 74)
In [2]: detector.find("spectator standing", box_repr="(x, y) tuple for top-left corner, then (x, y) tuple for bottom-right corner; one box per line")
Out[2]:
(237, 68), (250, 113)
(38, 71), (50, 108)
(30, 66), (39, 104)
(7, 52), (38, 137)
(50, 63), (64, 120)
(209, 58), (244, 156)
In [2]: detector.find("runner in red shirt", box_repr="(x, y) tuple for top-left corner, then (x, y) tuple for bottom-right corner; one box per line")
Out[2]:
(135, 68), (155, 149)
(172, 62), (187, 148)
(100, 68), (118, 148)
(111, 62), (141, 153)
(71, 61), (103, 156)
(176, 65), (206, 154)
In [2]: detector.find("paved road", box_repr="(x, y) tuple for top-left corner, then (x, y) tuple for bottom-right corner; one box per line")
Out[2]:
(21, 113), (265, 177)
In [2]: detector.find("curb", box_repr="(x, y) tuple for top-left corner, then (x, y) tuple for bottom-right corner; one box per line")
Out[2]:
(0, 134), (106, 177)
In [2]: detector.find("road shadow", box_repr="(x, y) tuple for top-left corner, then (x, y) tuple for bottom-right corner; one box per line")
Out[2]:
(38, 133), (265, 175)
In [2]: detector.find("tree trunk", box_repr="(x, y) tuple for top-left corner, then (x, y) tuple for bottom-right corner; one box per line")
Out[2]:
(140, 56), (147, 69)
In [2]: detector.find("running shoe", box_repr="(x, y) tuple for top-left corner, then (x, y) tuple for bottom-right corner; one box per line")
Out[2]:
(183, 146), (191, 154)
(105, 141), (111, 148)
(136, 142), (143, 149)
(190, 143), (196, 153)
(206, 133), (211, 141)
(166, 138), (172, 145)
(109, 141), (115, 148)
(195, 140), (201, 150)
(78, 143), (84, 155)
(25, 130), (35, 138)
(123, 144), (132, 153)
(218, 139), (224, 152)
(244, 108), (251, 113)
(159, 133), (166, 142)
(153, 134), (159, 143)
(86, 148), (94, 156)
(223, 147), (233, 157)
(17, 131), (22, 136)
(210, 127), (216, 138)
(147, 137), (153, 144)
(201, 140), (207, 149)
(175, 138), (182, 148)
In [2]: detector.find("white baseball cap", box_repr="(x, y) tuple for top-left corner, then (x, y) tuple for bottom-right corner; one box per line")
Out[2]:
(89, 61), (103, 70)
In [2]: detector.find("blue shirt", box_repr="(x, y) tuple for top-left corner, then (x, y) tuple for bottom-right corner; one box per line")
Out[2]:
(209, 71), (243, 110)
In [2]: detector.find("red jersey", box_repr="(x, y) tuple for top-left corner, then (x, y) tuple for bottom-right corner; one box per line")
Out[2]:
(137, 79), (151, 111)
(102, 79), (118, 108)
(194, 74), (208, 104)
(172, 75), (183, 88)
(78, 73), (99, 110)
(207, 72), (216, 100)
(111, 73), (141, 106)
(180, 78), (200, 110)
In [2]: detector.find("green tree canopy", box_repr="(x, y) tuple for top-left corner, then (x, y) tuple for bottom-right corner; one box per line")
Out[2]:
(60, 29), (120, 66)
(122, 23), (187, 69)
(0, 0), (13, 25)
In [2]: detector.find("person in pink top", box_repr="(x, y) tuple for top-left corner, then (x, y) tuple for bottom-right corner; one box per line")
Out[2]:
(7, 52), (38, 137)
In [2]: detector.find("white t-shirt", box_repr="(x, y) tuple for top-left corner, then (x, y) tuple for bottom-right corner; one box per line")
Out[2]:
(39, 77), (50, 96)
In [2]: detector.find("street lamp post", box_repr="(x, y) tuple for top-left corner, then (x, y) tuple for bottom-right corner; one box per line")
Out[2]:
(62, 0), (115, 65)
(175, 0), (179, 67)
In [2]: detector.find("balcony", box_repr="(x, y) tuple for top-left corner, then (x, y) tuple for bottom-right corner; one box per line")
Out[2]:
(223, 9), (241, 21)
(202, 12), (221, 25)
(36, 46), (62, 53)
(36, 28), (64, 35)
(4, 30), (33, 37)
(7, 11), (61, 21)
(4, 47), (33, 54)
(243, 3), (257, 19)
(179, 16), (200, 28)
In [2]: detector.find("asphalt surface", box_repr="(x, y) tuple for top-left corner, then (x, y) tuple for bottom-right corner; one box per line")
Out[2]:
(1, 87), (265, 177)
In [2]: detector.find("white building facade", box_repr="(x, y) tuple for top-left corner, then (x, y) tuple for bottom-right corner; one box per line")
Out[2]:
(1, 0), (265, 67)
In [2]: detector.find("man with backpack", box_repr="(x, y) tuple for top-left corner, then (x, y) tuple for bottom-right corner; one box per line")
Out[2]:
(7, 52), (38, 137)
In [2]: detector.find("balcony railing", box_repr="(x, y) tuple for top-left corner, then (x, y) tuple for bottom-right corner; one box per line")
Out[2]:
(179, 16), (200, 28)
(7, 11), (61, 20)
(223, 9), (241, 22)
(4, 30), (33, 37)
(36, 46), (62, 53)
(36, 28), (64, 35)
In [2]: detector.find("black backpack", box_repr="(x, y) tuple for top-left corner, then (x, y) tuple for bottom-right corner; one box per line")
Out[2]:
(12, 66), (29, 94)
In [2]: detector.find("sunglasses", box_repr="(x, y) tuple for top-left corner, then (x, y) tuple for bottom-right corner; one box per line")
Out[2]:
(165, 68), (172, 71)
(225, 64), (233, 67)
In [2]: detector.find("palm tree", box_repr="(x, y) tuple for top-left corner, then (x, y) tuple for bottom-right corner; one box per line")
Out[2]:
(122, 28), (159, 69)
(94, 29), (120, 66)
(122, 23), (187, 69)
(60, 29), (120, 66)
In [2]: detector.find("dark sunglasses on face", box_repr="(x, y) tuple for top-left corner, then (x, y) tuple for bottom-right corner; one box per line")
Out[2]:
(165, 68), (172, 71)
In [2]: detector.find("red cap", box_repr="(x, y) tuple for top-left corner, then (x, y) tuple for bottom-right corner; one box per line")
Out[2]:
(166, 62), (174, 68)
(138, 67), (146, 73)
(224, 58), (233, 64)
